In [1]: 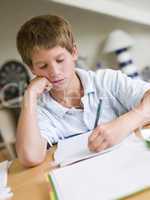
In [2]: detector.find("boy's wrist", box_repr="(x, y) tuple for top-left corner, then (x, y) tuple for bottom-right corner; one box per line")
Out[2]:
(23, 89), (38, 108)
(134, 90), (150, 125)
(117, 108), (145, 135)
(26, 88), (38, 99)
(132, 105), (149, 128)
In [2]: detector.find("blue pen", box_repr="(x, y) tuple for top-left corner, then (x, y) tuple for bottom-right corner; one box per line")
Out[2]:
(94, 99), (102, 129)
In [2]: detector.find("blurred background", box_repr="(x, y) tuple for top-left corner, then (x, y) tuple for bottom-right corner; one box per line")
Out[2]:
(1, 0), (150, 161)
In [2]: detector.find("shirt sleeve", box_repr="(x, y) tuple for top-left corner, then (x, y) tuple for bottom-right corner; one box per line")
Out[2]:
(98, 69), (150, 111)
(36, 106), (60, 146)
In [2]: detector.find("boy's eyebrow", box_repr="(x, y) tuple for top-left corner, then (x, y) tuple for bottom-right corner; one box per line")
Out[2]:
(33, 61), (45, 65)
(33, 52), (65, 65)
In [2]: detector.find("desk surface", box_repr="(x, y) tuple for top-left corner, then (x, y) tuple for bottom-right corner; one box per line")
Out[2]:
(8, 146), (150, 200)
(8, 148), (56, 200)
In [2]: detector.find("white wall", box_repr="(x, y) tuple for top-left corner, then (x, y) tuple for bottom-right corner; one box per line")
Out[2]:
(0, 0), (150, 71)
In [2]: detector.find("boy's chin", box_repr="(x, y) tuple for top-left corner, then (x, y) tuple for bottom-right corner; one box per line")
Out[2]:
(52, 82), (68, 91)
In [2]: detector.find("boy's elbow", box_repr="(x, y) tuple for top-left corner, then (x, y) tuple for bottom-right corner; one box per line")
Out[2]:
(20, 154), (45, 167)
(16, 147), (46, 167)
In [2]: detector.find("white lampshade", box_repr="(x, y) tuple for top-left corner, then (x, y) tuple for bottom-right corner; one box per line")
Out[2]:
(103, 30), (134, 53)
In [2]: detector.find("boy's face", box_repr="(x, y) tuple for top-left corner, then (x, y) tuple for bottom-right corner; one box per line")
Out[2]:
(31, 46), (78, 90)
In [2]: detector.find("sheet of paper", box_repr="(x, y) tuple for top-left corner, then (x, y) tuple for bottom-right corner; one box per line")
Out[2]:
(141, 128), (150, 141)
(54, 131), (122, 166)
(0, 161), (13, 200)
(0, 161), (8, 187)
(50, 134), (150, 200)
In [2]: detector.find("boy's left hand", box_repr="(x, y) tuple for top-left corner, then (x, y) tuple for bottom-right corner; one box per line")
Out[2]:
(88, 118), (128, 153)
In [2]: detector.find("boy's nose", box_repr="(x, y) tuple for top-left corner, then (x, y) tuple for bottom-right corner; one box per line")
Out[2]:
(48, 64), (61, 79)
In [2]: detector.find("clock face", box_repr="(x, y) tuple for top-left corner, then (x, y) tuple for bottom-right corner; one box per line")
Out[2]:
(0, 60), (30, 102)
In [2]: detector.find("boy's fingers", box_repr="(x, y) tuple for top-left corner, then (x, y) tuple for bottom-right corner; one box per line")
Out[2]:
(88, 127), (103, 143)
(88, 135), (105, 152)
(88, 134), (97, 143)
(88, 128), (100, 143)
(45, 85), (52, 91)
(44, 82), (53, 92)
(94, 140), (108, 153)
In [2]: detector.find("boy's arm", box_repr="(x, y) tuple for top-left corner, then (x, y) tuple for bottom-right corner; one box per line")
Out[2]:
(88, 89), (150, 153)
(16, 77), (52, 167)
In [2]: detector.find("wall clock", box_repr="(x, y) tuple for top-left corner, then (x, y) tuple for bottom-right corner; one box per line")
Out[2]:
(0, 60), (30, 106)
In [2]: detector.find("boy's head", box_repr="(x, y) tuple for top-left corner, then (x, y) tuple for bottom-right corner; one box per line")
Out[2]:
(16, 14), (75, 67)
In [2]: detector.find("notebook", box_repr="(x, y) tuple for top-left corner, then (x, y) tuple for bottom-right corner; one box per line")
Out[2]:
(54, 131), (121, 167)
(49, 134), (150, 200)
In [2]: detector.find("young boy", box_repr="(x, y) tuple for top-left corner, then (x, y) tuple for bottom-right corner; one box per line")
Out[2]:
(16, 14), (150, 167)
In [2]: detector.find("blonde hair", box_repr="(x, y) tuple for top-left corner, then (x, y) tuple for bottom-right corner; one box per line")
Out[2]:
(16, 14), (75, 67)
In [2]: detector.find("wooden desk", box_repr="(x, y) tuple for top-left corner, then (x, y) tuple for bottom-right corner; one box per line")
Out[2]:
(8, 144), (150, 200)
(8, 148), (56, 200)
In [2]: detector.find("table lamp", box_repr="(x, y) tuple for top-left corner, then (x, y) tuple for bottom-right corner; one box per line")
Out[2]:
(103, 30), (140, 79)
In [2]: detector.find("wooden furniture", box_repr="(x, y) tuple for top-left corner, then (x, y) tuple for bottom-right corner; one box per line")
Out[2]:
(0, 108), (16, 159)
(8, 144), (150, 200)
(8, 148), (56, 200)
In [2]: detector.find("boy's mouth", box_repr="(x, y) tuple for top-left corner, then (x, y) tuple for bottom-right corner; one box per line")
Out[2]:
(51, 78), (65, 85)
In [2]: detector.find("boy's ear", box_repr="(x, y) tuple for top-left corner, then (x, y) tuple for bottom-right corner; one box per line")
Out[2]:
(72, 45), (78, 61)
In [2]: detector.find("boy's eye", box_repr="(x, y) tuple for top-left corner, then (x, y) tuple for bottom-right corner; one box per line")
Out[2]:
(39, 64), (48, 69)
(57, 59), (64, 63)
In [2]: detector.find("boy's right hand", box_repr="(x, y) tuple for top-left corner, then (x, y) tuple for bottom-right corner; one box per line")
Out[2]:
(27, 77), (52, 98)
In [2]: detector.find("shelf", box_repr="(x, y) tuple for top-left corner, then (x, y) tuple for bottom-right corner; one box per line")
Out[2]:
(50, 0), (150, 26)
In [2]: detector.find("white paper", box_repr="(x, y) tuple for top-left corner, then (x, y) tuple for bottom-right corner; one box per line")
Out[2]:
(0, 161), (11, 187)
(54, 131), (121, 166)
(0, 161), (13, 200)
(141, 128), (150, 141)
(50, 134), (150, 200)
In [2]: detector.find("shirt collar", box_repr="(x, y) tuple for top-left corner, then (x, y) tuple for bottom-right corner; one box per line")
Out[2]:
(75, 68), (95, 94)
(40, 68), (95, 118)
(40, 92), (69, 118)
